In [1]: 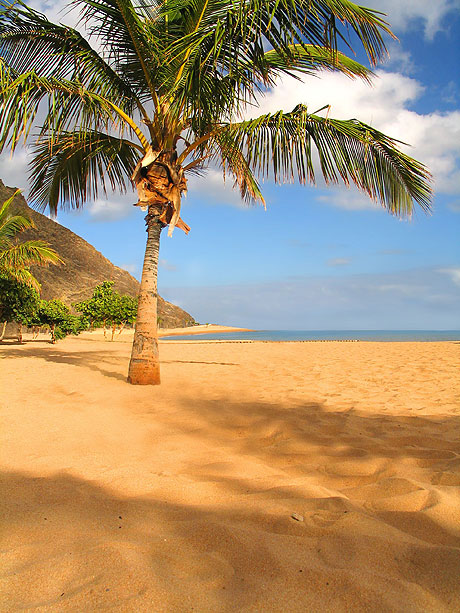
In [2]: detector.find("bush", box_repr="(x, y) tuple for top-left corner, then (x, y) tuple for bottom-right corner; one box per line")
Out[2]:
(34, 299), (84, 343)
(0, 275), (40, 340)
(75, 281), (138, 340)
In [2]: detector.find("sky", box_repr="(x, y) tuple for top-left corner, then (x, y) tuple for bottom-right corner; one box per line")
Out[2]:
(1, 0), (459, 329)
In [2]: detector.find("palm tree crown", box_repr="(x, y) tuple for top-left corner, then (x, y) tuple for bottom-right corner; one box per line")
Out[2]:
(0, 0), (432, 220)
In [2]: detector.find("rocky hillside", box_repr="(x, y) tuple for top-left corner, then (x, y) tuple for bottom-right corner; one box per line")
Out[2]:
(0, 180), (195, 328)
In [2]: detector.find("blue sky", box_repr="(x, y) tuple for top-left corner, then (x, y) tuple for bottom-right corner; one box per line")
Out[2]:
(1, 0), (459, 329)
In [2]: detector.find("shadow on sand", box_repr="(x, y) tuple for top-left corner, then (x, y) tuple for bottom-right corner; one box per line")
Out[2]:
(2, 343), (460, 610)
(1, 344), (129, 382)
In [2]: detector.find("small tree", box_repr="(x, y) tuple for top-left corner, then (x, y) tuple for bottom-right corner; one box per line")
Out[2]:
(75, 282), (138, 340)
(110, 293), (138, 340)
(35, 298), (83, 343)
(0, 274), (40, 341)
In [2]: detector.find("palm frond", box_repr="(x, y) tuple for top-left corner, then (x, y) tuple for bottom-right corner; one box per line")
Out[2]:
(0, 191), (35, 249)
(0, 240), (62, 271)
(28, 131), (141, 213)
(206, 130), (265, 205)
(0, 0), (144, 107)
(0, 67), (147, 152)
(161, 1), (381, 133)
(0, 265), (40, 290)
(165, 0), (392, 84)
(260, 45), (374, 82)
(70, 0), (160, 104)
(225, 106), (432, 216)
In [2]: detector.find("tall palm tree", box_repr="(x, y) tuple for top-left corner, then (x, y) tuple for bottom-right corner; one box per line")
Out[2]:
(0, 191), (62, 289)
(0, 0), (432, 384)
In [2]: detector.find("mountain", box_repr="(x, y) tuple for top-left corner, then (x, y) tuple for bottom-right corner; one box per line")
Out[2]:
(0, 180), (195, 328)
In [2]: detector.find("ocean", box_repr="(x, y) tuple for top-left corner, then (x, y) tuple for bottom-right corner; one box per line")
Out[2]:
(162, 330), (460, 342)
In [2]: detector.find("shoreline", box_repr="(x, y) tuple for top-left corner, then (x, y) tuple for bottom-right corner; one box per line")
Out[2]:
(157, 324), (253, 337)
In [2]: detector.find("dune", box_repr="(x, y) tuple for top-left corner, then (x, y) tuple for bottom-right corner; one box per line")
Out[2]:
(1, 334), (459, 612)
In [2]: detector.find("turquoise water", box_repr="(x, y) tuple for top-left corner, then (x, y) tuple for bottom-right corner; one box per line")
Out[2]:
(162, 330), (460, 342)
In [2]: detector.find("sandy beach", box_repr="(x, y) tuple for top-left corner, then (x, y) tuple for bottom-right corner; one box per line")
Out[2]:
(158, 324), (253, 337)
(1, 332), (459, 612)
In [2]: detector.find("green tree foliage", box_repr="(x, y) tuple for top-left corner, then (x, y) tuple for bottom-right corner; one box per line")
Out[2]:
(0, 273), (40, 340)
(0, 273), (40, 325)
(75, 282), (138, 340)
(33, 298), (84, 343)
(0, 191), (62, 289)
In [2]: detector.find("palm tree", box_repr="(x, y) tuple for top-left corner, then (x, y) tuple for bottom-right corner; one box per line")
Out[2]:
(0, 0), (432, 384)
(0, 190), (62, 289)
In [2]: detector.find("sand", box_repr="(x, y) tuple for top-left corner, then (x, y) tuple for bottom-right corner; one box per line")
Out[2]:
(1, 332), (459, 612)
(158, 324), (253, 337)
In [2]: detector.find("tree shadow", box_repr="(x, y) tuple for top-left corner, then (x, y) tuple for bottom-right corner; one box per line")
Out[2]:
(0, 470), (287, 612)
(0, 345), (239, 380)
(162, 360), (238, 366)
(1, 456), (459, 612)
(147, 395), (460, 473)
(0, 346), (127, 382)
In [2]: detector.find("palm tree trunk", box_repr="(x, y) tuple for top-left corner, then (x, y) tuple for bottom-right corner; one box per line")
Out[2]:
(127, 205), (163, 384)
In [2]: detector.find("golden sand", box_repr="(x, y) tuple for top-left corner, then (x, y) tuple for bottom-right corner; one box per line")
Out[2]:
(1, 332), (459, 612)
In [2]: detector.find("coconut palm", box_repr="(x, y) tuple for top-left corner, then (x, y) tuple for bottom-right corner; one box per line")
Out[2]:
(0, 0), (432, 384)
(0, 191), (62, 289)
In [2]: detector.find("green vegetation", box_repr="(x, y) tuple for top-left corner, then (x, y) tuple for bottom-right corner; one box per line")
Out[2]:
(75, 281), (138, 341)
(0, 191), (62, 289)
(34, 299), (84, 343)
(0, 274), (40, 340)
(0, 0), (433, 383)
(0, 275), (137, 342)
(0, 275), (82, 342)
(1, 278), (136, 343)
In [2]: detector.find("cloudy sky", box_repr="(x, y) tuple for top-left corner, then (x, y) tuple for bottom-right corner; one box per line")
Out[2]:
(1, 0), (459, 329)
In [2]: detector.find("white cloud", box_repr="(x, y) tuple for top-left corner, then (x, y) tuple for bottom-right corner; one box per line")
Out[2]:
(0, 151), (30, 192)
(88, 192), (136, 222)
(246, 70), (460, 200)
(365, 0), (458, 39)
(327, 258), (351, 267)
(159, 259), (177, 272)
(447, 200), (460, 213)
(439, 267), (460, 286)
(316, 189), (377, 211)
(375, 283), (427, 296)
(246, 69), (424, 123)
(187, 169), (247, 208)
(381, 43), (416, 75)
(119, 263), (138, 275)
(440, 81), (460, 106)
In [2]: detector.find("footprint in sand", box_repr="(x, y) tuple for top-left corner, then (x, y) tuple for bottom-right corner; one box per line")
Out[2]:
(302, 496), (354, 528)
(343, 478), (439, 514)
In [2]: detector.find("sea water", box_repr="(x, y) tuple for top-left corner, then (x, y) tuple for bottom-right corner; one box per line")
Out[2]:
(162, 330), (460, 342)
